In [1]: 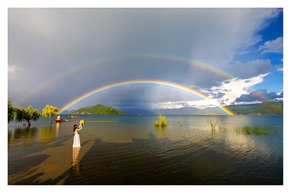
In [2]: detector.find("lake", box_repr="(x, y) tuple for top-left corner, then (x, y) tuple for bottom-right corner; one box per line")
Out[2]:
(8, 115), (283, 185)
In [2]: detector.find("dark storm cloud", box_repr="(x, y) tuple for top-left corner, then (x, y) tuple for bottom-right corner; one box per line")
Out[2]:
(227, 59), (273, 79)
(235, 89), (283, 103)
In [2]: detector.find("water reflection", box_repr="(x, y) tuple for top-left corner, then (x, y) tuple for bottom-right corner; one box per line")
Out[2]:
(14, 127), (38, 139)
(8, 116), (283, 184)
(40, 126), (56, 142)
(211, 128), (217, 136)
(72, 147), (81, 176)
(155, 126), (167, 138)
(8, 124), (60, 146)
(8, 126), (38, 146)
(55, 122), (60, 137)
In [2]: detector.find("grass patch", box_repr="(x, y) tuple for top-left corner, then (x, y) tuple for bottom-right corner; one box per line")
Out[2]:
(154, 120), (160, 127)
(236, 126), (269, 135)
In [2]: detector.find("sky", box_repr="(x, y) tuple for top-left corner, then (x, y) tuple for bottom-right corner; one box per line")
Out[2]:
(7, 7), (284, 113)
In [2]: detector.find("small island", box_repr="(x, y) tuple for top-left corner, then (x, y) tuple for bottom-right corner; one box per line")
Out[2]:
(71, 104), (125, 115)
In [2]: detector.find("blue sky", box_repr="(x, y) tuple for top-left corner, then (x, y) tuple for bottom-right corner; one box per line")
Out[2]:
(7, 8), (283, 112)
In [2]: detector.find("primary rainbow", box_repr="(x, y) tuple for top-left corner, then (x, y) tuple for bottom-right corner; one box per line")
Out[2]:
(58, 80), (235, 115)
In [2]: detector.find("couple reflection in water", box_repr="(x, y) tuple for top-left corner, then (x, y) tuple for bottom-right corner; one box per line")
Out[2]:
(71, 120), (84, 175)
(72, 147), (81, 175)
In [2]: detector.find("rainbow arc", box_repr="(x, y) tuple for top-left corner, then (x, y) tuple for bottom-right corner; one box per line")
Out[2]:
(17, 54), (237, 105)
(58, 80), (235, 115)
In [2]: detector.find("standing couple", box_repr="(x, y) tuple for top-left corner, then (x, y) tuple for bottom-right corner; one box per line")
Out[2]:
(73, 119), (85, 148)
(72, 120), (85, 173)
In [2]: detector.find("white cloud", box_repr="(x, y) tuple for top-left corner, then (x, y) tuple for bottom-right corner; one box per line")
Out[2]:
(151, 73), (268, 109)
(152, 99), (221, 110)
(209, 74), (268, 105)
(233, 101), (262, 105)
(258, 37), (283, 54)
(277, 67), (283, 72)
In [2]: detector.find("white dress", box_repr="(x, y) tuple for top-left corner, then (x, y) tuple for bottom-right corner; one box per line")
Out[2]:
(73, 132), (81, 147)
(73, 125), (82, 148)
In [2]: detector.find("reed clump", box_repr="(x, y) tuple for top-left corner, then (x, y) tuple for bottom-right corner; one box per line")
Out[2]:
(236, 126), (269, 135)
(154, 113), (167, 127)
(154, 120), (160, 127)
(209, 120), (218, 130)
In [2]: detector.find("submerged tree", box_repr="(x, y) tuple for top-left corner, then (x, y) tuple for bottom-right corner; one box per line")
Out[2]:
(14, 105), (40, 127)
(42, 104), (59, 124)
(8, 99), (15, 123)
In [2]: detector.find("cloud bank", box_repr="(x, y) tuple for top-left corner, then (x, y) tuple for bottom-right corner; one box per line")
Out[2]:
(258, 37), (283, 54)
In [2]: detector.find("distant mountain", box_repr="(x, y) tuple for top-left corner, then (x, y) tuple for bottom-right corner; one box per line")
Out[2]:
(124, 107), (200, 115)
(158, 107), (200, 115)
(125, 101), (283, 115)
(192, 107), (226, 115)
(228, 101), (283, 115)
(72, 104), (125, 115)
(59, 110), (70, 114)
(192, 101), (283, 115)
(66, 101), (283, 115)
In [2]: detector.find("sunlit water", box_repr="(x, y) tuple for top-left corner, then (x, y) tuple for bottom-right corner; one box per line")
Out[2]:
(8, 115), (283, 185)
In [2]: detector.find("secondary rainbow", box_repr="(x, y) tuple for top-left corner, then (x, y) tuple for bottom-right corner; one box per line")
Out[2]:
(142, 54), (236, 79)
(17, 54), (237, 105)
(58, 80), (235, 115)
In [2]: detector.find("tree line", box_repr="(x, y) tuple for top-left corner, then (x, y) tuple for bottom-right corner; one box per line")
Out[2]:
(8, 99), (59, 126)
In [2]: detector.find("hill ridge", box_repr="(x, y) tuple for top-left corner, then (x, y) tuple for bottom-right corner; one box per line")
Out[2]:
(73, 104), (125, 115)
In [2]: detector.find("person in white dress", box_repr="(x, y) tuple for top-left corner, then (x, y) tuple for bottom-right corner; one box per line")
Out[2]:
(73, 123), (83, 148)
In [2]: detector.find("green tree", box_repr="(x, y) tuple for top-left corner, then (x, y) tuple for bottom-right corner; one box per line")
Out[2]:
(8, 99), (15, 123)
(42, 105), (59, 124)
(15, 105), (40, 127)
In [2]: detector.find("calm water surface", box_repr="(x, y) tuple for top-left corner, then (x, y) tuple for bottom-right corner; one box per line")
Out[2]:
(8, 115), (283, 185)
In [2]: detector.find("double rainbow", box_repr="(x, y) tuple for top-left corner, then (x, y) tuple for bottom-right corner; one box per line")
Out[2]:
(17, 54), (235, 104)
(58, 80), (235, 115)
(15, 54), (270, 115)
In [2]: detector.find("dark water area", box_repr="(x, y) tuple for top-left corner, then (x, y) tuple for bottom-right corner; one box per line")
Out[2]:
(8, 115), (283, 185)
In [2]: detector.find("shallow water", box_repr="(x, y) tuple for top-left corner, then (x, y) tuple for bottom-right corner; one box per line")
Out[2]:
(8, 115), (283, 185)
